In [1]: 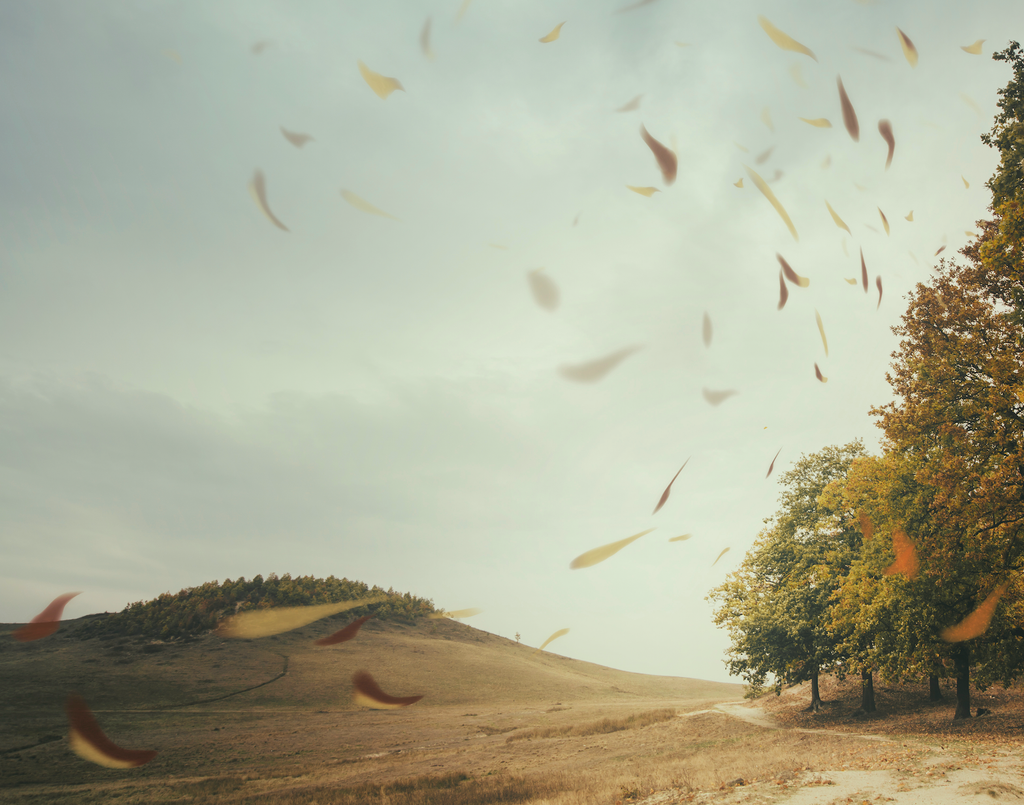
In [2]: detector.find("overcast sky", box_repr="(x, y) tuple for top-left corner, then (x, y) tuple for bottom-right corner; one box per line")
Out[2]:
(0, 0), (1019, 684)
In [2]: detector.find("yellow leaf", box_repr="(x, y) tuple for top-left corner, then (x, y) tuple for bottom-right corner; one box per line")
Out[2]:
(844, 278), (858, 284)
(559, 346), (642, 383)
(815, 310), (828, 357)
(745, 165), (798, 241)
(799, 117), (832, 128)
(896, 27), (918, 67)
(905, 210), (914, 221)
(757, 16), (817, 61)
(216, 597), (387, 638)
(627, 185), (660, 197)
(249, 170), (290, 232)
(761, 107), (774, 132)
(570, 529), (655, 569)
(878, 207), (890, 235)
(825, 199), (851, 234)
(534, 627), (570, 653)
(669, 534), (692, 542)
(539, 22), (565, 43)
(962, 175), (970, 188)
(358, 60), (404, 99)
(712, 547), (730, 567)
(961, 39), (985, 55)
(428, 607), (482, 619)
(941, 583), (1007, 642)
(789, 63), (808, 88)
(734, 178), (744, 188)
(341, 189), (399, 220)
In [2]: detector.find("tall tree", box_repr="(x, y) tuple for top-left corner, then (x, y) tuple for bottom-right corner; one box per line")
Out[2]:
(981, 41), (1024, 210)
(708, 442), (866, 710)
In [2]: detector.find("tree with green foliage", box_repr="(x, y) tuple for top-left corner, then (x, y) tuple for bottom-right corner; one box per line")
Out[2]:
(708, 441), (867, 710)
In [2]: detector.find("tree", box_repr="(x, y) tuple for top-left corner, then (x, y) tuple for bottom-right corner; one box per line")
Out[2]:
(981, 41), (1024, 210)
(708, 441), (867, 710)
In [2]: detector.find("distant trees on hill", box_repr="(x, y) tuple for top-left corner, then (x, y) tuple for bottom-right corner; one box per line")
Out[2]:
(76, 574), (437, 641)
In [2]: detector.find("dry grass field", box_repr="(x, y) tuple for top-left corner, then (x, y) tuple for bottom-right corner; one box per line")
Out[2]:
(4, 615), (1024, 804)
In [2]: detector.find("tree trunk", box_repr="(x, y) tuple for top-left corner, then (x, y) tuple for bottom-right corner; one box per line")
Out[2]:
(929, 675), (943, 702)
(808, 666), (822, 712)
(953, 645), (971, 720)
(860, 669), (877, 713)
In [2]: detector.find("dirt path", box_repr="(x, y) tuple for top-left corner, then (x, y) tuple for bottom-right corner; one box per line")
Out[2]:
(696, 699), (1024, 805)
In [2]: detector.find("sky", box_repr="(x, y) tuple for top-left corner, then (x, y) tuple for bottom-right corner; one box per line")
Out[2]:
(0, 0), (1020, 685)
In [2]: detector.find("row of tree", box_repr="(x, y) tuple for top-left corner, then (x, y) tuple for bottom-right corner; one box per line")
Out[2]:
(76, 573), (438, 641)
(709, 42), (1024, 721)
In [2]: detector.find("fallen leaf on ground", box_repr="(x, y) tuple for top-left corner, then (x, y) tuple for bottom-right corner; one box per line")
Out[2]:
(844, 278), (857, 284)
(935, 245), (946, 256)
(745, 166), (798, 240)
(640, 124), (677, 184)
(837, 75), (860, 141)
(734, 178), (744, 188)
(67, 694), (157, 769)
(571, 528), (656, 569)
(341, 189), (399, 220)
(559, 346), (642, 383)
(14, 593), (81, 642)
(314, 615), (374, 646)
(358, 60), (405, 99)
(249, 170), (289, 232)
(352, 671), (423, 708)
(539, 22), (565, 43)
(654, 458), (691, 515)
(757, 16), (817, 61)
(962, 175), (970, 188)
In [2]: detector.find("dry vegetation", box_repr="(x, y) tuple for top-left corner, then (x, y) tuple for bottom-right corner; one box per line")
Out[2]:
(5, 617), (1024, 804)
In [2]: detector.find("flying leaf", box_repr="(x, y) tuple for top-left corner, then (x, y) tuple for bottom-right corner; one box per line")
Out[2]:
(909, 251), (918, 263)
(162, 49), (182, 64)
(960, 93), (981, 117)
(527, 268), (559, 311)
(456, 0), (473, 22)
(905, 210), (914, 221)
(341, 189), (399, 220)
(249, 170), (289, 232)
(842, 237), (848, 256)
(489, 243), (508, 250)
(640, 124), (677, 184)
(837, 75), (859, 141)
(653, 459), (691, 515)
(675, 42), (690, 47)
(615, 0), (658, 11)
(280, 127), (314, 148)
(790, 63), (808, 88)
(814, 363), (828, 383)
(761, 107), (774, 132)
(864, 224), (879, 233)
(852, 46), (890, 61)
(935, 245), (946, 256)
(825, 200), (852, 235)
(216, 597), (387, 638)
(616, 94), (643, 112)
(428, 608), (483, 619)
(962, 175), (970, 189)
(570, 528), (656, 569)
(745, 165), (798, 240)
(539, 22), (565, 43)
(896, 27), (918, 67)
(860, 247), (869, 292)
(702, 312), (712, 347)
(878, 120), (895, 169)
(14, 592), (81, 642)
(669, 534), (692, 542)
(883, 528), (919, 578)
(352, 671), (423, 709)
(844, 278), (857, 285)
(358, 60), (405, 99)
(757, 16), (817, 61)
(66, 694), (157, 769)
(712, 548), (730, 567)
(314, 614), (374, 646)
(777, 253), (809, 287)
(627, 185), (660, 197)
(777, 270), (789, 310)
(420, 18), (435, 60)
(941, 583), (1008, 643)
(799, 117), (832, 128)
(703, 388), (738, 406)
(734, 178), (744, 188)
(821, 154), (831, 169)
(755, 146), (774, 165)
(878, 207), (890, 235)
(535, 628), (570, 653)
(559, 346), (641, 383)
(734, 142), (749, 153)
(251, 41), (272, 55)
(961, 40), (985, 55)
(815, 310), (828, 357)
(876, 276), (883, 309)
(766, 448), (782, 478)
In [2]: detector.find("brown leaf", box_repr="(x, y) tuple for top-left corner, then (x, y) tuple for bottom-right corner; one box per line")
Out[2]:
(935, 245), (946, 256)
(559, 346), (642, 383)
(860, 247), (868, 293)
(896, 27), (918, 67)
(778, 269), (789, 310)
(640, 124), (677, 185)
(941, 584), (1008, 642)
(702, 388), (738, 406)
(251, 41), (272, 55)
(905, 210), (914, 221)
(616, 94), (643, 112)
(249, 170), (289, 232)
(766, 448), (782, 478)
(66, 693), (157, 769)
(420, 18), (435, 60)
(712, 548), (730, 567)
(352, 671), (423, 709)
(314, 615), (374, 646)
(876, 275), (883, 310)
(755, 146), (774, 165)
(814, 363), (828, 383)
(883, 528), (919, 579)
(837, 75), (859, 141)
(527, 268), (559, 311)
(858, 510), (874, 541)
(777, 253), (809, 287)
(878, 120), (895, 169)
(653, 458), (691, 515)
(14, 592), (81, 642)
(280, 127), (314, 148)
(702, 312), (712, 347)
(570, 528), (656, 569)
(878, 207), (890, 235)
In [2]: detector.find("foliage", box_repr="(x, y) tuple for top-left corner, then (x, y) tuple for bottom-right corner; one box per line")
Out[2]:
(75, 573), (437, 641)
(981, 41), (1024, 209)
(707, 441), (866, 697)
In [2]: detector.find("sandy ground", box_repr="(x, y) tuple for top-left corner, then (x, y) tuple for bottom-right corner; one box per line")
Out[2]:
(657, 700), (1024, 805)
